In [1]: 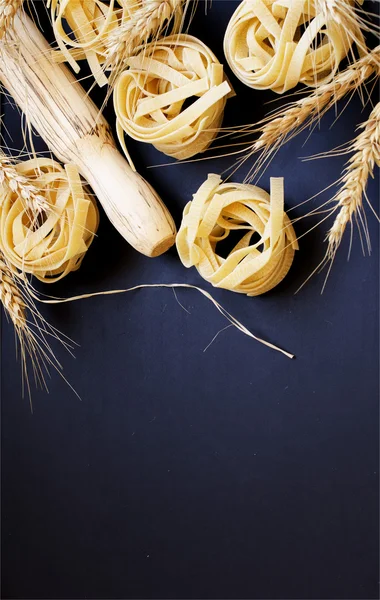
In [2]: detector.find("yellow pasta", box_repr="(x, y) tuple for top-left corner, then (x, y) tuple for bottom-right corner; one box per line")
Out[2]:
(176, 175), (298, 296)
(49, 0), (123, 86)
(224, 0), (353, 93)
(0, 158), (99, 283)
(114, 34), (232, 160)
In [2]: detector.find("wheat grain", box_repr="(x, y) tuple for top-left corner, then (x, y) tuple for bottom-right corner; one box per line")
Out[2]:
(0, 0), (22, 39)
(105, 0), (184, 84)
(326, 102), (380, 259)
(0, 152), (49, 215)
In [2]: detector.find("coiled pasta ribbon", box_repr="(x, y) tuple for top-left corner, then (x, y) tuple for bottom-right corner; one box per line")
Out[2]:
(114, 34), (232, 160)
(224, 0), (353, 93)
(49, 0), (122, 86)
(176, 175), (298, 296)
(0, 159), (99, 283)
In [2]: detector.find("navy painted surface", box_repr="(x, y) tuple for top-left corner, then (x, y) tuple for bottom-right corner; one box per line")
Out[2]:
(1, 3), (379, 599)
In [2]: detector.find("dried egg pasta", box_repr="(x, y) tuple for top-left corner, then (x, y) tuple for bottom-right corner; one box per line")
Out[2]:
(114, 34), (232, 160)
(176, 175), (298, 295)
(224, 0), (355, 93)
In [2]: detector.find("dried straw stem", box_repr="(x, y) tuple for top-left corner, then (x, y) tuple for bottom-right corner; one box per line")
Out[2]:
(0, 0), (23, 39)
(105, 0), (184, 84)
(326, 101), (380, 259)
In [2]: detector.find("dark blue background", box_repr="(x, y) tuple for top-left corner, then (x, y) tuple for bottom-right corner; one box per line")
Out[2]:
(1, 3), (379, 598)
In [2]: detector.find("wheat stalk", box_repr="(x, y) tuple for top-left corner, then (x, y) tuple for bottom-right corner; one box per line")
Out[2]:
(0, 152), (49, 215)
(0, 0), (23, 39)
(234, 46), (380, 182)
(104, 0), (185, 85)
(326, 101), (380, 259)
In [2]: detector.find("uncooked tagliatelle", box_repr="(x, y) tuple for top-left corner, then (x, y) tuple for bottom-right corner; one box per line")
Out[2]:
(49, 0), (122, 86)
(114, 34), (232, 160)
(176, 175), (298, 295)
(224, 0), (354, 93)
(0, 159), (99, 283)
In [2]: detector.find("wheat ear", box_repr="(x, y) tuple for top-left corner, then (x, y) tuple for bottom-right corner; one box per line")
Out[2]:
(0, 152), (49, 215)
(326, 102), (380, 259)
(104, 0), (185, 85)
(0, 255), (26, 329)
(0, 0), (23, 38)
(235, 47), (380, 182)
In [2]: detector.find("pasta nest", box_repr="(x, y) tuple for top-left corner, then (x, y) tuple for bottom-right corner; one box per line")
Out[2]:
(0, 159), (99, 283)
(114, 34), (232, 160)
(224, 0), (353, 93)
(176, 175), (298, 296)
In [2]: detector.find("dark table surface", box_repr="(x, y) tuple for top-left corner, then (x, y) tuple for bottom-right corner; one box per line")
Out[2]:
(1, 3), (379, 599)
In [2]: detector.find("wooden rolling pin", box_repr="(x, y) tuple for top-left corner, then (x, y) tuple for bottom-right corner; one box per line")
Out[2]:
(0, 12), (176, 257)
